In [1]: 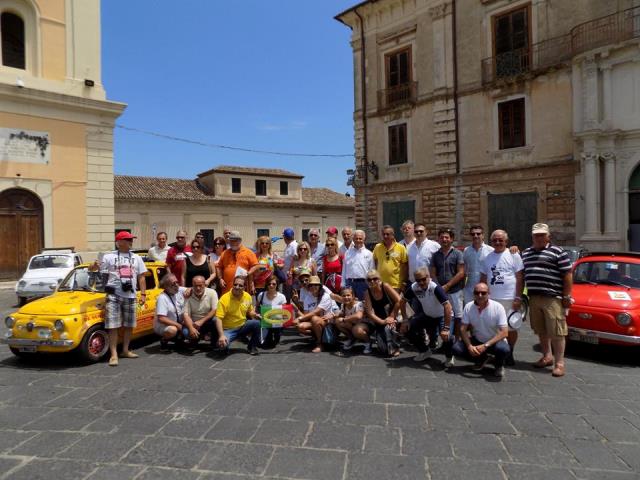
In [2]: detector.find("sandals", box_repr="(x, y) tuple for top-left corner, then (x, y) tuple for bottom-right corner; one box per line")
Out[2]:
(120, 351), (139, 359)
(552, 363), (565, 377)
(533, 357), (553, 368)
(108, 356), (118, 367)
(311, 345), (322, 353)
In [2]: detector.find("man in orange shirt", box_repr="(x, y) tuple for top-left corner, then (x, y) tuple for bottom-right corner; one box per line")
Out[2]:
(215, 231), (258, 294)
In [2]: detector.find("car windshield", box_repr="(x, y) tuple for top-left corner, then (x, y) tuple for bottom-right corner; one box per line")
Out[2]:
(28, 255), (73, 270)
(58, 267), (106, 292)
(574, 261), (640, 289)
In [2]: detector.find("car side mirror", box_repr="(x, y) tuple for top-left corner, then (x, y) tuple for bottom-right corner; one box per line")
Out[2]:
(49, 285), (56, 290)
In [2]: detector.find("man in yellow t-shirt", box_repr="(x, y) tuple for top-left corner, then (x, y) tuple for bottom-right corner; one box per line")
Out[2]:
(213, 276), (261, 355)
(373, 225), (408, 290)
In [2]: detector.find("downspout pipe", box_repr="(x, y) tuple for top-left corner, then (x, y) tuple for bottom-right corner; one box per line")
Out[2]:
(452, 0), (460, 175)
(355, 8), (369, 184)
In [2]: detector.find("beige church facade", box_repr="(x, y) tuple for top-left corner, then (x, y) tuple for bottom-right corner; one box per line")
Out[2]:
(114, 166), (355, 252)
(0, 0), (125, 279)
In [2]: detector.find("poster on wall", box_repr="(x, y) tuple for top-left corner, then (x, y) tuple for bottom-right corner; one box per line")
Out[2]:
(0, 128), (51, 164)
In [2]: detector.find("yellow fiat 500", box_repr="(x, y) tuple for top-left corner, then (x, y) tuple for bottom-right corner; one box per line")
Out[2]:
(2, 262), (167, 362)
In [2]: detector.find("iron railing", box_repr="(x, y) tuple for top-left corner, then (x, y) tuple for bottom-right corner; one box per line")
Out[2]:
(377, 81), (418, 111)
(571, 6), (640, 56)
(481, 34), (572, 85)
(481, 6), (640, 85)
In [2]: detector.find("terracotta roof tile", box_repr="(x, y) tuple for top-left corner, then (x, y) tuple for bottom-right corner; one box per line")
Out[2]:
(114, 175), (354, 208)
(197, 165), (303, 178)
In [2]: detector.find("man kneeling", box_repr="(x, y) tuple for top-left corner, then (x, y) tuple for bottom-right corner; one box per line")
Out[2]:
(452, 282), (510, 378)
(211, 275), (261, 355)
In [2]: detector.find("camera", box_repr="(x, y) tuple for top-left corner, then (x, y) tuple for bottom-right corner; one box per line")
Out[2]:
(121, 281), (133, 292)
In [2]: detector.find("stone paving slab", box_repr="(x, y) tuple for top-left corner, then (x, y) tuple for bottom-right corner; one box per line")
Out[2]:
(1, 289), (640, 479)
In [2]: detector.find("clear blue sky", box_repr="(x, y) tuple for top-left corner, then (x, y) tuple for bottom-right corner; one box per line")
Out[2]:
(101, 1), (358, 194)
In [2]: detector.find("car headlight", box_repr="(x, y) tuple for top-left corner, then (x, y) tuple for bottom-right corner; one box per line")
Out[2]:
(17, 281), (26, 288)
(5, 316), (15, 328)
(616, 313), (632, 326)
(54, 319), (65, 332)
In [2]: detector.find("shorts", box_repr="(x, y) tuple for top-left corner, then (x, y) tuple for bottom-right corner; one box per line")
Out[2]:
(153, 322), (175, 336)
(448, 290), (464, 319)
(494, 299), (517, 332)
(529, 295), (567, 338)
(105, 294), (136, 329)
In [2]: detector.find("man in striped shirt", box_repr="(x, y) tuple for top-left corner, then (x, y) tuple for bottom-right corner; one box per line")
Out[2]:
(521, 223), (573, 377)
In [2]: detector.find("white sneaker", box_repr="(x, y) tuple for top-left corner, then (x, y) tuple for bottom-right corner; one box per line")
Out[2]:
(414, 350), (432, 362)
(342, 338), (355, 351)
(363, 343), (373, 355)
(444, 356), (455, 368)
(494, 366), (505, 378)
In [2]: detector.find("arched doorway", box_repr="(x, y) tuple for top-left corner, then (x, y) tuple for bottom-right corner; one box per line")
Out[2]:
(629, 165), (640, 252)
(0, 188), (44, 279)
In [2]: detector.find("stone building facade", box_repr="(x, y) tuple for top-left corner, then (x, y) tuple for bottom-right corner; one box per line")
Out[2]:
(0, 0), (125, 278)
(114, 166), (355, 254)
(336, 0), (639, 249)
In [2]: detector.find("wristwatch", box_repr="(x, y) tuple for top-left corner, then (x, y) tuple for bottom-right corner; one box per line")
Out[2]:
(483, 343), (490, 348)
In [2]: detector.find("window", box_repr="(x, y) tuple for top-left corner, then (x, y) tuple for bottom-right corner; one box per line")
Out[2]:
(498, 98), (525, 149)
(199, 229), (214, 249)
(280, 181), (288, 196)
(1, 12), (25, 69)
(302, 229), (310, 243)
(388, 124), (408, 165)
(493, 6), (530, 78)
(385, 47), (411, 88)
(488, 192), (536, 248)
(382, 201), (415, 239)
(257, 228), (270, 238)
(255, 179), (267, 196)
(231, 178), (241, 193)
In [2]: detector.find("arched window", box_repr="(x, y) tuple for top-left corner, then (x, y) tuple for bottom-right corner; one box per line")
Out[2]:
(1, 11), (25, 69)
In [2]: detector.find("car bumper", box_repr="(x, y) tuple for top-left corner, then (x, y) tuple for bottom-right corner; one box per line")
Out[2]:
(1, 336), (74, 347)
(568, 327), (640, 345)
(15, 288), (52, 298)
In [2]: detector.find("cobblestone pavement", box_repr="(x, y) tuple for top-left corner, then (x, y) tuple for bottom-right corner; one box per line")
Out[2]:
(1, 289), (640, 479)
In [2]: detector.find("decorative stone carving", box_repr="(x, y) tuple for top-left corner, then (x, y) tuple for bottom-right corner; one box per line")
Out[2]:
(429, 1), (452, 20)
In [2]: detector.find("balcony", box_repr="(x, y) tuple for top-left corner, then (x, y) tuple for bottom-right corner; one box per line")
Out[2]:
(482, 34), (572, 85)
(377, 81), (418, 112)
(571, 6), (640, 56)
(482, 7), (640, 86)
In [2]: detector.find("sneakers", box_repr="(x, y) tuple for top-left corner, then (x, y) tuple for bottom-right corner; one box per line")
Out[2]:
(472, 357), (489, 371)
(444, 356), (455, 368)
(494, 366), (505, 378)
(363, 343), (373, 355)
(414, 350), (432, 362)
(248, 346), (259, 356)
(342, 338), (355, 351)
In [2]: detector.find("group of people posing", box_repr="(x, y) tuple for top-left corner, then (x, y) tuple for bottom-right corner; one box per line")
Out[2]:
(97, 221), (573, 379)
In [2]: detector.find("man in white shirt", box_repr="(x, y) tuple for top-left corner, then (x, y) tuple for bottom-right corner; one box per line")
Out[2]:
(182, 275), (218, 346)
(398, 220), (416, 248)
(342, 229), (375, 300)
(407, 223), (440, 281)
(462, 225), (494, 305)
(281, 227), (298, 301)
(452, 282), (510, 378)
(339, 226), (354, 255)
(480, 229), (524, 366)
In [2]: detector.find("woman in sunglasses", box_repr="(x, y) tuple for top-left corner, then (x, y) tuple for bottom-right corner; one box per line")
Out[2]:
(295, 275), (338, 353)
(321, 238), (343, 293)
(209, 236), (227, 264)
(182, 240), (216, 288)
(253, 236), (278, 296)
(290, 241), (317, 290)
(256, 277), (287, 349)
(353, 269), (402, 356)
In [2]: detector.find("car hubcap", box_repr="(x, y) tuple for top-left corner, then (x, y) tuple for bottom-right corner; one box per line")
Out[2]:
(88, 331), (108, 357)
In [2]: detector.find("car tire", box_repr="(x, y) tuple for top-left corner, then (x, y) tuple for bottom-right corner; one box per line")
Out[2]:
(79, 325), (109, 363)
(9, 347), (34, 358)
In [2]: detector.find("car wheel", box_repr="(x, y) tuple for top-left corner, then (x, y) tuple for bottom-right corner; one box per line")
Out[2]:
(79, 325), (109, 363)
(9, 347), (34, 358)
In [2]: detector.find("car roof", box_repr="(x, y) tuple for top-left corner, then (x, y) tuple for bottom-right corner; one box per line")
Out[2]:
(577, 252), (640, 263)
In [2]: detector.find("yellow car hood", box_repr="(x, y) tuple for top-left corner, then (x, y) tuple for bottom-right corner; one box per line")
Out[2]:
(18, 291), (105, 316)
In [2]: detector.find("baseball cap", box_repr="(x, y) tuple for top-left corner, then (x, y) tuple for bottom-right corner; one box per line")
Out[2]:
(115, 231), (136, 241)
(326, 226), (338, 235)
(532, 223), (550, 234)
(282, 228), (295, 238)
(228, 230), (242, 240)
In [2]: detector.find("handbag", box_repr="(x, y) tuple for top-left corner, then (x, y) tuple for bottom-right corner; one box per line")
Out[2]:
(321, 324), (338, 346)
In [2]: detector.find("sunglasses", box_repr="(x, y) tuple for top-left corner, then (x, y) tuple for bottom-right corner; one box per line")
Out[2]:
(298, 248), (308, 251)
(415, 230), (425, 234)
(260, 242), (270, 245)
(267, 283), (277, 287)
(474, 291), (488, 296)
(176, 236), (185, 239)
(309, 234), (319, 237)
(491, 238), (506, 243)
(214, 243), (225, 246)
(367, 277), (380, 282)
(192, 245), (201, 249)
(415, 277), (428, 283)
(471, 232), (483, 236)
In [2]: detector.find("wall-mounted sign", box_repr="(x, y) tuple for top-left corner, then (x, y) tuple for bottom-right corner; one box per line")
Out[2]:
(0, 128), (51, 164)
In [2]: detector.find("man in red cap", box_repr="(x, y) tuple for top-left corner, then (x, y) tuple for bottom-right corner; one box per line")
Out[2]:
(91, 231), (147, 366)
(326, 226), (343, 250)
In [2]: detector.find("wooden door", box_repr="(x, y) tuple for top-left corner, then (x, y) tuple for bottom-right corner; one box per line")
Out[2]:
(488, 192), (537, 249)
(0, 189), (44, 279)
(382, 200), (415, 240)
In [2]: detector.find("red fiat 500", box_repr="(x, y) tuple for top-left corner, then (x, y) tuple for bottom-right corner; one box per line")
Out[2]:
(568, 252), (640, 346)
